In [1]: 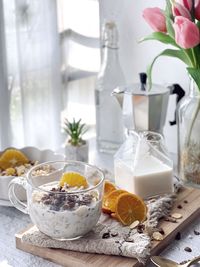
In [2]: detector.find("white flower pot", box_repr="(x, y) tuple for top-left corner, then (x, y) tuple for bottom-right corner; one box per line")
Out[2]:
(64, 141), (89, 162)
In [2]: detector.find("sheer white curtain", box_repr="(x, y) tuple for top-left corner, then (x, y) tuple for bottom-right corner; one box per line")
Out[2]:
(57, 0), (100, 128)
(1, 0), (62, 150)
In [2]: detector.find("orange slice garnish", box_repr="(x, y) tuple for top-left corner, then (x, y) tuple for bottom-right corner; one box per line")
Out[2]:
(0, 149), (29, 170)
(104, 180), (116, 196)
(115, 192), (147, 226)
(59, 172), (88, 188)
(103, 189), (127, 213)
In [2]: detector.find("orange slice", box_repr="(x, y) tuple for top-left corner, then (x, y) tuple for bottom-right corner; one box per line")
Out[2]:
(60, 172), (88, 188)
(103, 189), (127, 213)
(0, 149), (29, 170)
(104, 180), (116, 196)
(102, 206), (112, 214)
(115, 193), (147, 226)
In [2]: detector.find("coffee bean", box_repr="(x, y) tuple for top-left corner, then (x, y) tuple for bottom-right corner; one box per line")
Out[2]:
(102, 232), (110, 239)
(175, 232), (181, 240)
(184, 247), (192, 252)
(194, 229), (200, 235)
(111, 232), (118, 237)
(137, 224), (145, 234)
(158, 228), (165, 235)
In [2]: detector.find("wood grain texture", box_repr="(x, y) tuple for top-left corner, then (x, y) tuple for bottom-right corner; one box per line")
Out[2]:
(16, 187), (200, 267)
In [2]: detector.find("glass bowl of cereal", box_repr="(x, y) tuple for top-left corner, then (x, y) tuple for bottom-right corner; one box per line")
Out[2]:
(8, 161), (105, 240)
(0, 147), (65, 202)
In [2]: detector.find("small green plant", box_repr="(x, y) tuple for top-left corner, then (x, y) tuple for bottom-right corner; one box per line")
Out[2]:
(63, 118), (88, 146)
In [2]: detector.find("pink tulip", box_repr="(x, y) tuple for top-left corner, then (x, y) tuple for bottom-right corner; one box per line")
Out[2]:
(173, 16), (200, 48)
(195, 0), (200, 20)
(172, 2), (191, 19)
(177, 0), (192, 10)
(143, 7), (167, 33)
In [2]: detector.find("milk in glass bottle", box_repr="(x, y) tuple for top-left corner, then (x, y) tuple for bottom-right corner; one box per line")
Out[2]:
(95, 22), (125, 153)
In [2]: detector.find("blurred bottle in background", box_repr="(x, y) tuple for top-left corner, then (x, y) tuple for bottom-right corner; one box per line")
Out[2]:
(95, 21), (125, 153)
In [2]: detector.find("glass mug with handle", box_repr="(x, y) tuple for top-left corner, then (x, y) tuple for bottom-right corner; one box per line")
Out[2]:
(9, 160), (105, 240)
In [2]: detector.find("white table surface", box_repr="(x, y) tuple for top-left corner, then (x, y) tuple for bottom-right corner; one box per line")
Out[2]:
(1, 140), (200, 267)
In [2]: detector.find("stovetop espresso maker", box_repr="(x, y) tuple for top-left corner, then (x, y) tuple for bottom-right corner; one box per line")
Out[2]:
(112, 73), (185, 135)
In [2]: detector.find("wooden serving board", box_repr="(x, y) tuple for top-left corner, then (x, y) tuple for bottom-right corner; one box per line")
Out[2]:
(16, 187), (200, 267)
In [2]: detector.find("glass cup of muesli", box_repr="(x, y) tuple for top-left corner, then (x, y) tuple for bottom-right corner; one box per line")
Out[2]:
(8, 161), (105, 240)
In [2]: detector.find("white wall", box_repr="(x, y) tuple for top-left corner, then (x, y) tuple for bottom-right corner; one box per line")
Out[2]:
(99, 0), (190, 154)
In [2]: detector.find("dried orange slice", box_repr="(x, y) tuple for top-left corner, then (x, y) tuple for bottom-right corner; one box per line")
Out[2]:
(102, 206), (112, 214)
(115, 193), (147, 226)
(0, 149), (29, 170)
(59, 172), (88, 188)
(103, 189), (127, 213)
(104, 180), (116, 196)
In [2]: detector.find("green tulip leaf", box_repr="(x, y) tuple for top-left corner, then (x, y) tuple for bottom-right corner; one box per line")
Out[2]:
(139, 32), (178, 47)
(187, 67), (200, 91)
(166, 17), (175, 38)
(165, 0), (175, 38)
(147, 49), (192, 89)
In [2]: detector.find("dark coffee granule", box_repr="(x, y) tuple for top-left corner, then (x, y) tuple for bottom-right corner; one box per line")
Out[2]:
(67, 195), (78, 202)
(43, 199), (52, 205)
(184, 200), (188, 204)
(175, 232), (181, 240)
(194, 229), (200, 235)
(184, 247), (192, 252)
(102, 232), (110, 239)
(180, 260), (189, 265)
(51, 188), (56, 191)
(111, 232), (118, 237)
(177, 204), (182, 209)
(79, 194), (93, 205)
(137, 224), (145, 234)
(158, 228), (165, 235)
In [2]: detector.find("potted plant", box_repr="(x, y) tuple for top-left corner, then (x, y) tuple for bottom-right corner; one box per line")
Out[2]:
(63, 118), (89, 162)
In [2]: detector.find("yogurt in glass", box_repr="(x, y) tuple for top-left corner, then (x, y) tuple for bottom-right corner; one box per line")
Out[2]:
(9, 161), (105, 240)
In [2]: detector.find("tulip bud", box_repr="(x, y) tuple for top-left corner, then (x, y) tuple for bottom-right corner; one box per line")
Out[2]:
(177, 0), (192, 10)
(143, 7), (167, 33)
(173, 2), (191, 19)
(173, 16), (200, 49)
(195, 0), (200, 20)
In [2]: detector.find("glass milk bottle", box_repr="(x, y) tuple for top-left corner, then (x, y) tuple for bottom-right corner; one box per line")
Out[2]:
(95, 21), (125, 153)
(114, 131), (174, 199)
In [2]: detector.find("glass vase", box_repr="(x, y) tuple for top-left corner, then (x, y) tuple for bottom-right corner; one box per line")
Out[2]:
(177, 79), (200, 188)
